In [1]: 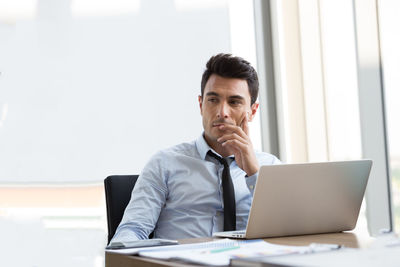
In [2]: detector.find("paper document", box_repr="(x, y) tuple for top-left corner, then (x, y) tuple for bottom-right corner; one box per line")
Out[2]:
(247, 246), (400, 267)
(138, 238), (340, 266)
(105, 238), (239, 255)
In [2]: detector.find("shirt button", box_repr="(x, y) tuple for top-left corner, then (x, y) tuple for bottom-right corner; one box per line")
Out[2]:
(249, 185), (254, 190)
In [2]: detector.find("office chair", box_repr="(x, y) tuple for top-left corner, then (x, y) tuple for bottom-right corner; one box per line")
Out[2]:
(104, 175), (139, 244)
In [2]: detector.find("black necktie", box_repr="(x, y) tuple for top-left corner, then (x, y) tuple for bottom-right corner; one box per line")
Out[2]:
(208, 151), (236, 231)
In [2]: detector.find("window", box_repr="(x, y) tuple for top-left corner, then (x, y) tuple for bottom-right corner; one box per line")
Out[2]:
(266, 0), (396, 235)
(268, 0), (369, 235)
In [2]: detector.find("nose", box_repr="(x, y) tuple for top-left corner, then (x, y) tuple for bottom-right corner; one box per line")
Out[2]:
(216, 102), (229, 119)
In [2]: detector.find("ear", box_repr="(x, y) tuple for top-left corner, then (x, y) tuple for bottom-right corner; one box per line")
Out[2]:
(198, 95), (203, 115)
(248, 103), (259, 122)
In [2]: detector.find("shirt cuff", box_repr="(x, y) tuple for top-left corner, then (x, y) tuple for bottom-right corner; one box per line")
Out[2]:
(109, 229), (141, 245)
(245, 172), (258, 195)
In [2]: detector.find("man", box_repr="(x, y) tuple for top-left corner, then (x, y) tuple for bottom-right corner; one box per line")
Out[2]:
(110, 54), (280, 243)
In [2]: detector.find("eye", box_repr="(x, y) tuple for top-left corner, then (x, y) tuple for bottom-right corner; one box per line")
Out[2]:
(208, 97), (218, 103)
(229, 99), (242, 106)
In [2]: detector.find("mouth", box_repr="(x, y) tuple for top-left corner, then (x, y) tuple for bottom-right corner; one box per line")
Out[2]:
(212, 121), (235, 128)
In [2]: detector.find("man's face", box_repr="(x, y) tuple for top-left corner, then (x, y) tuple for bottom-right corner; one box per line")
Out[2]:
(199, 74), (258, 145)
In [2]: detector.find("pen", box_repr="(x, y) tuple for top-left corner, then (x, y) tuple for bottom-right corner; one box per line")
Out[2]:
(210, 245), (240, 254)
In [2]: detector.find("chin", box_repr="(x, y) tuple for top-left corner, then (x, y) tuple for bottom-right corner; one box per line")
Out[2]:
(205, 129), (220, 142)
(212, 127), (224, 136)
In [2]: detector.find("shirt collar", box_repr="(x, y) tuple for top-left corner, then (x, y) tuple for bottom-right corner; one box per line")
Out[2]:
(196, 133), (212, 160)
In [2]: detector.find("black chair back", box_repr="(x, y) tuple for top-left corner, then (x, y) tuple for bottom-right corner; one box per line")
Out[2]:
(104, 175), (139, 243)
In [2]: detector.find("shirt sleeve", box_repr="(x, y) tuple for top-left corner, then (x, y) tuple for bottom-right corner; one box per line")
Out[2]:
(110, 152), (168, 243)
(245, 172), (258, 196)
(244, 153), (282, 196)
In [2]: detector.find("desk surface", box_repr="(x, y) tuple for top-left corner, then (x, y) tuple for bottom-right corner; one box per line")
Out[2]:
(105, 232), (373, 267)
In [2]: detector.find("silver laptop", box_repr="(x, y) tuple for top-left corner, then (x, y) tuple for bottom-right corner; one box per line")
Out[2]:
(213, 160), (372, 239)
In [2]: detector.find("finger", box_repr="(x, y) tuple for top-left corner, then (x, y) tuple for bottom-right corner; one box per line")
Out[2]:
(240, 113), (250, 136)
(217, 133), (247, 145)
(218, 123), (246, 138)
(221, 139), (248, 152)
(227, 145), (242, 162)
(221, 140), (242, 153)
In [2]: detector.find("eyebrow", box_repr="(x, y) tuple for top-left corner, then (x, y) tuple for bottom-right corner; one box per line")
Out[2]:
(205, 92), (245, 100)
(229, 95), (245, 100)
(205, 92), (219, 97)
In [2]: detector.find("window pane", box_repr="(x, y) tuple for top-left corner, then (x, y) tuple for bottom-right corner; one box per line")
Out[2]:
(274, 0), (362, 163)
(377, 0), (400, 233)
(273, 0), (367, 234)
(318, 0), (362, 161)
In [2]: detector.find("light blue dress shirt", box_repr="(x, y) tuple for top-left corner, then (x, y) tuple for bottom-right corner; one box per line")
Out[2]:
(111, 134), (280, 243)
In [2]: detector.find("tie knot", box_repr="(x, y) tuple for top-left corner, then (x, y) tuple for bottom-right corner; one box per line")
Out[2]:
(207, 151), (233, 167)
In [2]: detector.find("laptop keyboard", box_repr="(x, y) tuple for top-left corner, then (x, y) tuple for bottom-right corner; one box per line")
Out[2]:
(225, 230), (245, 234)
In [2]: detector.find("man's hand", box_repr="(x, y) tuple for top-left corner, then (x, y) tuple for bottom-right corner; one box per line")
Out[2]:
(216, 114), (259, 176)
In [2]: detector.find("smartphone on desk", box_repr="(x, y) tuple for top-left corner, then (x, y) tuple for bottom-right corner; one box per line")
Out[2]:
(106, 238), (179, 250)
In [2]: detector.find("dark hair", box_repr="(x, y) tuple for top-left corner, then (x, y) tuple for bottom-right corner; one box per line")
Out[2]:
(200, 53), (259, 105)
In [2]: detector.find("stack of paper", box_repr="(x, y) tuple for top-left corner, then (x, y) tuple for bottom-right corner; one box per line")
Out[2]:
(137, 239), (338, 266)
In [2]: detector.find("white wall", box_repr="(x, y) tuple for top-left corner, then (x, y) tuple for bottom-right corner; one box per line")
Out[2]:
(0, 1), (259, 266)
(0, 0), (232, 182)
